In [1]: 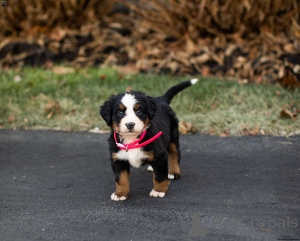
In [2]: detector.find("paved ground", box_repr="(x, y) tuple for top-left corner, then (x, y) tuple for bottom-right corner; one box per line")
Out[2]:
(0, 130), (299, 241)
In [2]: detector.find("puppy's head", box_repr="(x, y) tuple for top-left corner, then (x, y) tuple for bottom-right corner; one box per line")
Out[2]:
(100, 91), (156, 135)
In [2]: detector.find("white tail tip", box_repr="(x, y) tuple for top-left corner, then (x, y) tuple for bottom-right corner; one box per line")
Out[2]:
(191, 78), (199, 85)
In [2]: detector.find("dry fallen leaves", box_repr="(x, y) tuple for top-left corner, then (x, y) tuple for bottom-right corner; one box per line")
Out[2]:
(126, 86), (132, 92)
(280, 109), (297, 121)
(209, 126), (215, 135)
(8, 115), (14, 123)
(249, 127), (259, 135)
(44, 101), (61, 119)
(100, 74), (106, 80)
(46, 111), (53, 119)
(277, 67), (300, 89)
(210, 103), (218, 110)
(52, 66), (75, 75)
(0, 1), (299, 86)
(179, 121), (197, 135)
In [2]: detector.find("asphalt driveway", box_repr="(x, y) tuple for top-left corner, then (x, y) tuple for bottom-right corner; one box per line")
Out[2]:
(0, 130), (299, 241)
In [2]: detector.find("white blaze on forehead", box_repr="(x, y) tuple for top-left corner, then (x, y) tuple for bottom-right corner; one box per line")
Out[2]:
(119, 93), (144, 134)
(121, 93), (137, 108)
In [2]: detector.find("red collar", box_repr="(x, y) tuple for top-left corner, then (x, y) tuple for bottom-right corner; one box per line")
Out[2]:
(114, 130), (162, 152)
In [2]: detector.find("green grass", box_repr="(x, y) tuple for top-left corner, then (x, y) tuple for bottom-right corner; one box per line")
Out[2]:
(0, 66), (299, 136)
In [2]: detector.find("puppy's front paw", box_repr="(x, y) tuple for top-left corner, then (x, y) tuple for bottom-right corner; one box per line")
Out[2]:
(147, 165), (154, 172)
(149, 189), (166, 198)
(111, 192), (127, 201)
(168, 173), (180, 180)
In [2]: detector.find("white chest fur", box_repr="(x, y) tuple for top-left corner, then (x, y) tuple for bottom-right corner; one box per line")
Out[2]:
(114, 148), (148, 168)
(114, 134), (148, 168)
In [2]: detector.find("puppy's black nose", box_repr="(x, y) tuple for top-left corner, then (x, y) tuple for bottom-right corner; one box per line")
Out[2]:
(125, 122), (135, 130)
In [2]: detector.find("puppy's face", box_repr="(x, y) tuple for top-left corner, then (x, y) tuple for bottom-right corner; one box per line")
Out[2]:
(100, 91), (156, 135)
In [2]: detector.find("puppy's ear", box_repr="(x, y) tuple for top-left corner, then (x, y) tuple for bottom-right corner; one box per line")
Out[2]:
(147, 96), (157, 120)
(100, 96), (114, 126)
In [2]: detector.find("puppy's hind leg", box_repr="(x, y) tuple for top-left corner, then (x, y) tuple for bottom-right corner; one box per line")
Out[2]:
(168, 143), (181, 180)
(168, 120), (181, 180)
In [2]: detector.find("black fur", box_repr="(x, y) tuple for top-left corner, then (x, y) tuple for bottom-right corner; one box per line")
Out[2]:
(100, 80), (196, 199)
(100, 95), (115, 126)
(163, 80), (192, 104)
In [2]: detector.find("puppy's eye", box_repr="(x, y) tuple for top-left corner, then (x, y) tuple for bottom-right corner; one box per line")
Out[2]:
(135, 109), (142, 114)
(117, 110), (123, 116)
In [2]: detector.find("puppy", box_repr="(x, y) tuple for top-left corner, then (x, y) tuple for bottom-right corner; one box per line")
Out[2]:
(100, 79), (198, 201)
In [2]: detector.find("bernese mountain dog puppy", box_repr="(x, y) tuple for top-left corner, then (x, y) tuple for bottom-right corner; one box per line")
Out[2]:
(100, 79), (198, 201)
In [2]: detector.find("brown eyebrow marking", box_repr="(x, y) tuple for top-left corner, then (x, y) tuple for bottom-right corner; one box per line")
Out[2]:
(134, 103), (140, 111)
(119, 103), (125, 110)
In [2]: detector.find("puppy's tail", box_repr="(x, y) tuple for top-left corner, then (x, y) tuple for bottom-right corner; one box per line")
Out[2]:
(162, 79), (198, 104)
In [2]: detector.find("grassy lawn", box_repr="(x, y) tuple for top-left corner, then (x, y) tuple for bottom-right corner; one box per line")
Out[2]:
(0, 66), (299, 136)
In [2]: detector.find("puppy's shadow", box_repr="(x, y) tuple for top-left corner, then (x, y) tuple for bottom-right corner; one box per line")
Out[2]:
(130, 166), (154, 194)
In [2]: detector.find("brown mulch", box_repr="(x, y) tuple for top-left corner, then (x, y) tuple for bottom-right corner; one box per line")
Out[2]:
(0, 0), (300, 87)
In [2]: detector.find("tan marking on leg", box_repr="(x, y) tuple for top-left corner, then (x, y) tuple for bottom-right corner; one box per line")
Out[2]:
(153, 173), (170, 193)
(168, 143), (180, 176)
(144, 151), (154, 161)
(115, 171), (130, 197)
